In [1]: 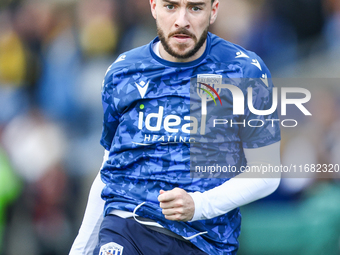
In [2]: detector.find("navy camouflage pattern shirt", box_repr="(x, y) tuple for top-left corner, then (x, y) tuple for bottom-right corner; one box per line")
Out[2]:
(100, 32), (281, 255)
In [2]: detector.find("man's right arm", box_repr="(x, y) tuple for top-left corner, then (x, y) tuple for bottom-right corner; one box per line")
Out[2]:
(69, 150), (109, 255)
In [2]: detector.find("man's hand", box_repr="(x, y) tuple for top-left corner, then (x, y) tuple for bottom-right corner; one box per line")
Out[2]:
(158, 188), (195, 222)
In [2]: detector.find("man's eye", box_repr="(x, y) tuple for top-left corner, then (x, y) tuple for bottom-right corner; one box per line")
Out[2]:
(192, 6), (201, 11)
(166, 5), (175, 10)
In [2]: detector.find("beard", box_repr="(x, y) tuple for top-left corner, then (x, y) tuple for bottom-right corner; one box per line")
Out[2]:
(157, 24), (209, 60)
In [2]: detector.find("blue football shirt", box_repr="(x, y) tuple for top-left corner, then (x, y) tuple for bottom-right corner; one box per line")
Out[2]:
(100, 32), (281, 255)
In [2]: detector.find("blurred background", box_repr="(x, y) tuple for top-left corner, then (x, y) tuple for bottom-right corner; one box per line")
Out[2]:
(0, 0), (339, 254)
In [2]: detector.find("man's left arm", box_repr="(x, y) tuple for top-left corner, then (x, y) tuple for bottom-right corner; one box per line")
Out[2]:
(158, 53), (281, 221)
(158, 141), (281, 221)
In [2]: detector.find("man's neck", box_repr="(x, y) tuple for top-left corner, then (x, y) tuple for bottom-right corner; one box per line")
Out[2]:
(158, 41), (207, 63)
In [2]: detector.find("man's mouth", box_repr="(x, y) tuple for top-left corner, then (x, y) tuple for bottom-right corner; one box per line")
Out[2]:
(173, 34), (191, 38)
(172, 34), (192, 42)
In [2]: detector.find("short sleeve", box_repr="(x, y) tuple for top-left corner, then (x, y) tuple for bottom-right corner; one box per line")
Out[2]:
(239, 54), (281, 148)
(100, 67), (120, 151)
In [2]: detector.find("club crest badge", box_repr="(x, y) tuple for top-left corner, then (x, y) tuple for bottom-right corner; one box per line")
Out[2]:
(99, 242), (124, 255)
(197, 74), (223, 135)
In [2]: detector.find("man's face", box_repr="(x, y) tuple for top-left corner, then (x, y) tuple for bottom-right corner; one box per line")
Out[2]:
(150, 0), (219, 61)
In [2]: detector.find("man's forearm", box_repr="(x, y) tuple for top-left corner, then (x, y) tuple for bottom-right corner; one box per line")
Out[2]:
(69, 151), (108, 255)
(189, 142), (281, 221)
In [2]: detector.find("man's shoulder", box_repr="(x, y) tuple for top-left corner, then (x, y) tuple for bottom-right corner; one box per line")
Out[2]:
(109, 43), (152, 71)
(208, 33), (269, 77)
(102, 41), (155, 85)
(209, 33), (257, 61)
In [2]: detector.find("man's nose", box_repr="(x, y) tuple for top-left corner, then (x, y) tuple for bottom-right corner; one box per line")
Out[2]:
(174, 8), (190, 29)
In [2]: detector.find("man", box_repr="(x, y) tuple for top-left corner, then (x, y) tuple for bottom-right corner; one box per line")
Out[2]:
(70, 0), (281, 254)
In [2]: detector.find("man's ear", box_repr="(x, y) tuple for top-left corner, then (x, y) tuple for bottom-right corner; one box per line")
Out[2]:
(150, 0), (157, 19)
(210, 0), (219, 24)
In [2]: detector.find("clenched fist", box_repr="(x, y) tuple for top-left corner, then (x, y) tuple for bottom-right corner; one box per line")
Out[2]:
(158, 187), (195, 222)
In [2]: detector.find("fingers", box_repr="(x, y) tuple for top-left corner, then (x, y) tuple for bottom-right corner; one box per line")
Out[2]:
(161, 205), (183, 220)
(157, 188), (194, 222)
(160, 196), (184, 209)
(161, 205), (187, 221)
(158, 188), (180, 203)
(158, 188), (184, 212)
(162, 207), (192, 222)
